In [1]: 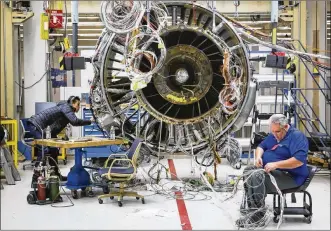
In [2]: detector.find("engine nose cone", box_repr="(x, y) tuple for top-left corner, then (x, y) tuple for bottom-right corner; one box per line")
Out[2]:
(175, 68), (189, 84)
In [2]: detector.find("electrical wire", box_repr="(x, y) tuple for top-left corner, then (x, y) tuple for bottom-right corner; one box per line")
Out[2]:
(238, 28), (331, 60)
(125, 25), (167, 84)
(15, 71), (48, 89)
(100, 1), (145, 34)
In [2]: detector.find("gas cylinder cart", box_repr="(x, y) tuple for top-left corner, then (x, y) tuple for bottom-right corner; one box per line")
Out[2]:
(31, 137), (125, 199)
(26, 136), (63, 205)
(27, 172), (63, 205)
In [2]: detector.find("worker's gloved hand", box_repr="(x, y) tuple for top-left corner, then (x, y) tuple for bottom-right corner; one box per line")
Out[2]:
(255, 157), (263, 168)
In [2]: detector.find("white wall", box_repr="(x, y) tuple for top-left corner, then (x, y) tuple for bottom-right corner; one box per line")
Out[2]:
(80, 50), (95, 89)
(23, 1), (47, 118)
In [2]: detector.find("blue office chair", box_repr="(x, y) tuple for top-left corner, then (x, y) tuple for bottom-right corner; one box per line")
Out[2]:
(97, 138), (144, 207)
(20, 119), (36, 170)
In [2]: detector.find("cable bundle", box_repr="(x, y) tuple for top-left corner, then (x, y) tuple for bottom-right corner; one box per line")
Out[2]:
(148, 1), (169, 31)
(217, 136), (242, 168)
(125, 26), (167, 83)
(100, 1), (145, 34)
(219, 82), (242, 114)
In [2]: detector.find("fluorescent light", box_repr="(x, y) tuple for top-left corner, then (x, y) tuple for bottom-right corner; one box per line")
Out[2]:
(240, 21), (271, 24)
(78, 38), (98, 41)
(66, 16), (100, 20)
(68, 33), (101, 37)
(278, 26), (291, 30)
(250, 27), (263, 30)
(277, 33), (291, 36)
(67, 22), (104, 26)
(278, 38), (293, 41)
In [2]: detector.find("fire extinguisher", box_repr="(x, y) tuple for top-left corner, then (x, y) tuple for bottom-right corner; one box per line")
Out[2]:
(37, 176), (47, 201)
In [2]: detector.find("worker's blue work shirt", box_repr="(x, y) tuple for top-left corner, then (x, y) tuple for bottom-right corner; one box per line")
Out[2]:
(258, 126), (309, 186)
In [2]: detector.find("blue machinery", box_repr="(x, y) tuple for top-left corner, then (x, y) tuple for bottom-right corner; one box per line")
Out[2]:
(66, 148), (91, 191)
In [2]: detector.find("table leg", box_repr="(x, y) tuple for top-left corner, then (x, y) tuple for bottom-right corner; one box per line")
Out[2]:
(66, 148), (90, 190)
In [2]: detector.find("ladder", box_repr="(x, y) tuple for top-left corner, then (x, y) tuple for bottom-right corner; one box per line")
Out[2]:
(0, 146), (21, 188)
(288, 41), (331, 168)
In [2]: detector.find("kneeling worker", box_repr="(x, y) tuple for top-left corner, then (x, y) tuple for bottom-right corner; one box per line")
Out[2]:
(236, 114), (309, 227)
(27, 96), (92, 181)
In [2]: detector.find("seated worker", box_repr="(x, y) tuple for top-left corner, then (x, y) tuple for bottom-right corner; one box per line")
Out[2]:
(236, 114), (309, 227)
(27, 96), (92, 181)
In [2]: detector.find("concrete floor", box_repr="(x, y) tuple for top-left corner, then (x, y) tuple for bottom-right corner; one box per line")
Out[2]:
(1, 158), (330, 230)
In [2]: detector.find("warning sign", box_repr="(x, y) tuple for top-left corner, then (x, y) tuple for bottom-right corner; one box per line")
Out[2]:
(47, 10), (63, 29)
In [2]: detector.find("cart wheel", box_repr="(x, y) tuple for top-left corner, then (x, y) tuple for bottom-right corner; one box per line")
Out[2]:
(273, 216), (279, 223)
(110, 196), (114, 200)
(71, 190), (78, 199)
(27, 193), (36, 204)
(23, 166), (26, 171)
(118, 201), (123, 207)
(88, 191), (94, 197)
(235, 162), (241, 169)
(136, 197), (140, 200)
(98, 199), (103, 204)
(306, 215), (312, 224)
(141, 198), (145, 204)
(63, 159), (67, 165)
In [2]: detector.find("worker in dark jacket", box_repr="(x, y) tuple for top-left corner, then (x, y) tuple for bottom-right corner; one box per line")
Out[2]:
(27, 96), (91, 181)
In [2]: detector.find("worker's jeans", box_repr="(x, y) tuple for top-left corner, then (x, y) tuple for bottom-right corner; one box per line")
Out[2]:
(242, 166), (298, 209)
(26, 122), (59, 167)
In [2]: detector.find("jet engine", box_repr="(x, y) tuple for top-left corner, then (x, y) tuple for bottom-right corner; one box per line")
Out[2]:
(90, 1), (256, 165)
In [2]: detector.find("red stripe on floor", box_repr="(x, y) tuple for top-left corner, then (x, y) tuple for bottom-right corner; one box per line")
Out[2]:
(168, 159), (192, 230)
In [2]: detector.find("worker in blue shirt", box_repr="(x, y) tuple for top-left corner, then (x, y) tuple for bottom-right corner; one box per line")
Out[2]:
(236, 114), (309, 227)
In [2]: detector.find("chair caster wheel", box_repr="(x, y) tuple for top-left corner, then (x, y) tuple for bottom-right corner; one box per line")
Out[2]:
(110, 196), (114, 200)
(136, 197), (140, 200)
(306, 215), (312, 224)
(273, 216), (279, 223)
(118, 201), (123, 207)
(103, 187), (110, 194)
(141, 198), (145, 204)
(71, 190), (78, 199)
(98, 199), (103, 204)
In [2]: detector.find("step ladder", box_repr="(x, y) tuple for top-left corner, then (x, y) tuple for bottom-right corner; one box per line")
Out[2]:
(0, 146), (21, 188)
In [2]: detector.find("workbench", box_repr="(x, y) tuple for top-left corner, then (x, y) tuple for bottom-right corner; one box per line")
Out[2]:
(34, 137), (125, 195)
